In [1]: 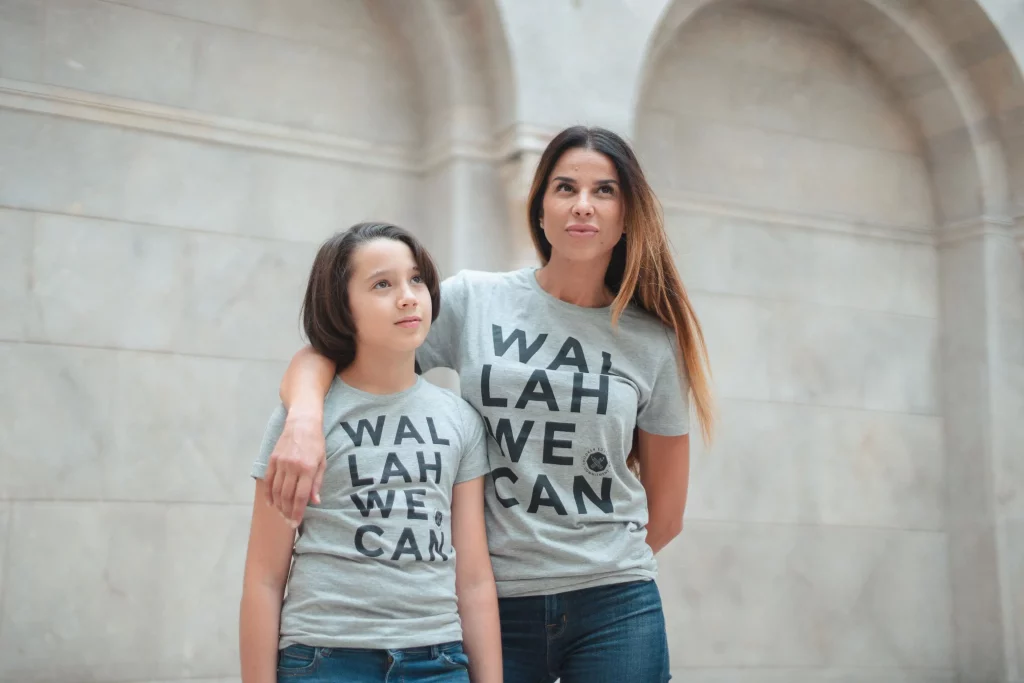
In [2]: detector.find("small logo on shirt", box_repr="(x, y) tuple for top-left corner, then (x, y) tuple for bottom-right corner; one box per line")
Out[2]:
(434, 510), (443, 527)
(584, 450), (609, 476)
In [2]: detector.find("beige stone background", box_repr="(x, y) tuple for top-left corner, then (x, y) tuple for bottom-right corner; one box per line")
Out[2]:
(1, 0), (1023, 681)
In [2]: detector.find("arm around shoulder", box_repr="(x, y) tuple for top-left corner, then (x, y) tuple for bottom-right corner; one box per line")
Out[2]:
(265, 345), (337, 524)
(279, 344), (336, 415)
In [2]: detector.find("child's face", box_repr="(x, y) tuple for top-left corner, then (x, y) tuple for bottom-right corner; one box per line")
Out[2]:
(347, 238), (432, 354)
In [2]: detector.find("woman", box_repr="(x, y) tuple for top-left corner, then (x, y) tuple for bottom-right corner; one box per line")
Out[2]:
(240, 223), (502, 683)
(265, 127), (714, 682)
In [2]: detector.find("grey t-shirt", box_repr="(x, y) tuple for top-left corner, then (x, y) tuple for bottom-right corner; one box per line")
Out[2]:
(252, 376), (490, 650)
(417, 267), (690, 598)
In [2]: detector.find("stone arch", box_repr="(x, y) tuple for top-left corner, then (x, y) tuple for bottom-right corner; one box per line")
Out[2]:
(922, 0), (1024, 229)
(379, 0), (515, 158)
(374, 0), (518, 273)
(635, 0), (1017, 228)
(634, 1), (1024, 679)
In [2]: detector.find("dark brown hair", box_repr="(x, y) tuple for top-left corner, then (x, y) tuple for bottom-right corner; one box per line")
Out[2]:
(527, 126), (715, 456)
(300, 222), (441, 371)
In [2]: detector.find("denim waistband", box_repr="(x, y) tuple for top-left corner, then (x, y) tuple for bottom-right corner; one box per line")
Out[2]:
(285, 640), (462, 660)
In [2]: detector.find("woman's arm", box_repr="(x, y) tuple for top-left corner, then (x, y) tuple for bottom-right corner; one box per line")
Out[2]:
(451, 477), (503, 683)
(266, 346), (337, 525)
(240, 480), (298, 683)
(637, 431), (690, 554)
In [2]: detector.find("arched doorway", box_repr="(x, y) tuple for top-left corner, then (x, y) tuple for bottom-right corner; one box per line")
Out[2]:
(634, 0), (1024, 679)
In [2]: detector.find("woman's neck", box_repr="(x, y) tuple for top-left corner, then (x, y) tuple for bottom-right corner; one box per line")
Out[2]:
(338, 347), (418, 395)
(536, 252), (614, 308)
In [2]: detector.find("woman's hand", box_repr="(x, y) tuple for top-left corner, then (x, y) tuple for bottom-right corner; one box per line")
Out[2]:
(265, 410), (326, 526)
(266, 346), (337, 526)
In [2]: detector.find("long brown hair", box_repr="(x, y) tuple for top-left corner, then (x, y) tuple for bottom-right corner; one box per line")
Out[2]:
(301, 222), (441, 371)
(526, 126), (715, 458)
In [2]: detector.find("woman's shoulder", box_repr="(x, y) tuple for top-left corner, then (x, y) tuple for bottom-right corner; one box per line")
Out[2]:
(620, 302), (677, 343)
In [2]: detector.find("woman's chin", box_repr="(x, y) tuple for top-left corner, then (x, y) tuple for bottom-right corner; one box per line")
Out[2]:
(549, 242), (616, 264)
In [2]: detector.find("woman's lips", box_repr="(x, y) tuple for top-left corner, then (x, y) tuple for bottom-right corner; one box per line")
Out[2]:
(566, 224), (599, 237)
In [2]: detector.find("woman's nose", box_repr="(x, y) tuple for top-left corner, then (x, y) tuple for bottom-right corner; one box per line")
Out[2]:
(573, 196), (594, 217)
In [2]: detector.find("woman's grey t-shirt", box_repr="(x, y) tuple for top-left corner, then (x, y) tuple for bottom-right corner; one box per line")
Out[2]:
(251, 376), (490, 650)
(416, 267), (690, 598)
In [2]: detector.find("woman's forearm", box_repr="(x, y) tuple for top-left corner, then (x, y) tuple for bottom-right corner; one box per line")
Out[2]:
(280, 346), (336, 418)
(457, 581), (503, 683)
(267, 347), (336, 519)
(644, 476), (687, 554)
(239, 581), (285, 683)
(645, 512), (684, 555)
(637, 431), (690, 555)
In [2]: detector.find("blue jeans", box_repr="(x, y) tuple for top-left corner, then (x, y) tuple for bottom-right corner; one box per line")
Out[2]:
(499, 579), (671, 683)
(276, 641), (469, 682)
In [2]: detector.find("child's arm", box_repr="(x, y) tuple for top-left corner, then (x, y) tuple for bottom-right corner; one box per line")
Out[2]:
(451, 477), (503, 683)
(240, 479), (298, 683)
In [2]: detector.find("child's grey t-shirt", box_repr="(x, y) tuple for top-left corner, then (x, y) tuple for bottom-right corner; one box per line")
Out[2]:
(416, 267), (690, 598)
(251, 376), (490, 650)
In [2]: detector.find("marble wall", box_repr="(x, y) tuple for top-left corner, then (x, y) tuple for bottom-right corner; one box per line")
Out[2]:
(0, 0), (504, 680)
(637, 8), (951, 679)
(1, 0), (1022, 682)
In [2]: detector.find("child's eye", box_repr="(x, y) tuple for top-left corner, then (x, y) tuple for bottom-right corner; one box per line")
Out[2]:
(411, 275), (424, 284)
(373, 280), (390, 289)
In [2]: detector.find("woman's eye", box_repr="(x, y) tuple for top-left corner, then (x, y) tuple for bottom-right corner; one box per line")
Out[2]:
(597, 185), (614, 195)
(373, 280), (390, 289)
(556, 182), (573, 193)
(411, 275), (424, 284)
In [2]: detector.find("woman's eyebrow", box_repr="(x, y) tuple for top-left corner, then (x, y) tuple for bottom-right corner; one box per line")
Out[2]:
(552, 175), (619, 185)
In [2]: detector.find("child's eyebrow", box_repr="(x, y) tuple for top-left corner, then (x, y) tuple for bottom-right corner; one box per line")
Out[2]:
(365, 266), (420, 281)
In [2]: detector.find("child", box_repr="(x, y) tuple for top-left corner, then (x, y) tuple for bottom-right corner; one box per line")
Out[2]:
(239, 223), (502, 683)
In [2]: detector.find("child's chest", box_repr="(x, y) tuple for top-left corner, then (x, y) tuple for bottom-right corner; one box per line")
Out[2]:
(321, 412), (464, 506)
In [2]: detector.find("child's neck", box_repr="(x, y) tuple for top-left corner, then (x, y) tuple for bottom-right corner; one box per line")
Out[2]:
(338, 348), (418, 395)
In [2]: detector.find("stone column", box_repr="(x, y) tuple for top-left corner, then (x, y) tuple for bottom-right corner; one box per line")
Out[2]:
(420, 149), (509, 276)
(939, 217), (1024, 683)
(496, 123), (554, 270)
(418, 106), (514, 277)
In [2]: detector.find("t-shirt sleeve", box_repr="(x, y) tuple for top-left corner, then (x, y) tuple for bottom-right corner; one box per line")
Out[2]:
(251, 403), (287, 479)
(416, 272), (468, 373)
(636, 329), (691, 436)
(454, 402), (492, 484)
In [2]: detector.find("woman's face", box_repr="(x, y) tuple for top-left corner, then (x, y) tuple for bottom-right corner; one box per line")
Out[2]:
(539, 147), (625, 264)
(346, 238), (432, 354)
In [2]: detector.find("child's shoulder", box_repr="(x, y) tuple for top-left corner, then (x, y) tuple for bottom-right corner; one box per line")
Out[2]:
(416, 379), (473, 411)
(416, 381), (484, 429)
